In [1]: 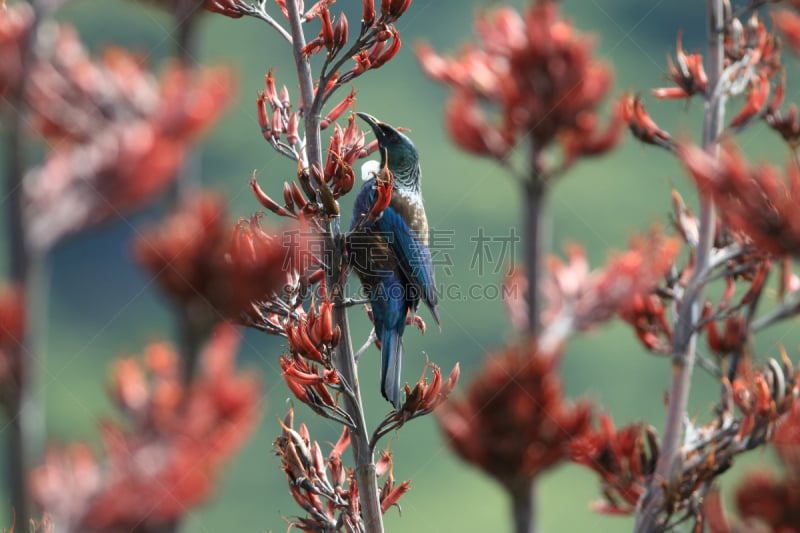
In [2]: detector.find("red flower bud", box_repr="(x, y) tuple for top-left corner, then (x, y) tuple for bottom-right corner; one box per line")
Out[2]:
(321, 87), (355, 129)
(621, 93), (672, 149)
(264, 69), (280, 109)
(256, 91), (271, 141)
(280, 84), (291, 108)
(388, 0), (411, 18)
(371, 30), (401, 69)
(204, 0), (247, 18)
(729, 74), (769, 128)
(380, 0), (391, 18)
(333, 12), (348, 50)
(271, 108), (284, 138)
(286, 111), (299, 145)
(319, 7), (334, 50)
(367, 159), (393, 221)
(362, 0), (375, 25)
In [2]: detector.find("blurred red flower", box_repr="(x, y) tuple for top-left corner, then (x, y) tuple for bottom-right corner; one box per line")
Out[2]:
(134, 192), (308, 325)
(20, 24), (234, 251)
(571, 415), (656, 514)
(417, 0), (619, 166)
(438, 342), (592, 493)
(31, 325), (260, 532)
(680, 141), (800, 258)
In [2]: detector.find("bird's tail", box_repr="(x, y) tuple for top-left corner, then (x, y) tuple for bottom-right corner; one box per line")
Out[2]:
(380, 328), (403, 410)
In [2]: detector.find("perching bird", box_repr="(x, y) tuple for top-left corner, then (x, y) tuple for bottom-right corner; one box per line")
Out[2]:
(348, 112), (440, 409)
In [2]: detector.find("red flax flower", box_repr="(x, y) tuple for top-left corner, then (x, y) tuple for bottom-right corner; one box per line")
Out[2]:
(652, 33), (708, 100)
(438, 342), (592, 496)
(621, 93), (673, 149)
(704, 402), (800, 533)
(680, 141), (800, 258)
(541, 230), (680, 346)
(570, 415), (657, 515)
(23, 24), (234, 252)
(763, 75), (800, 148)
(417, 0), (620, 168)
(0, 284), (24, 411)
(275, 408), (410, 531)
(134, 192), (308, 327)
(31, 325), (261, 532)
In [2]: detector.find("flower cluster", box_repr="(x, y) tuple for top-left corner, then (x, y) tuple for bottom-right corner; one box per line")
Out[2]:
(680, 141), (800, 258)
(275, 408), (409, 532)
(252, 111), (376, 221)
(537, 231), (680, 346)
(299, 0), (407, 81)
(18, 22), (233, 252)
(570, 416), (657, 514)
(702, 259), (770, 359)
(280, 297), (345, 418)
(134, 193), (308, 332)
(576, 353), (797, 523)
(417, 0), (620, 170)
(31, 326), (260, 532)
(628, 11), (783, 147)
(438, 342), (592, 493)
(702, 364), (800, 533)
(652, 33), (708, 100)
(257, 69), (298, 147)
(724, 14), (781, 129)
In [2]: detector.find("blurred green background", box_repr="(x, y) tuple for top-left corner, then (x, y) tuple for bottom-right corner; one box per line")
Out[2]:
(3, 0), (800, 531)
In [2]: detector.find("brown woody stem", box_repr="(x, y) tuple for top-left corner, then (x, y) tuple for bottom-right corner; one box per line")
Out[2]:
(170, 0), (205, 390)
(634, 1), (724, 530)
(524, 176), (545, 338)
(284, 1), (383, 531)
(510, 481), (537, 533)
(517, 143), (546, 533)
(3, 0), (48, 522)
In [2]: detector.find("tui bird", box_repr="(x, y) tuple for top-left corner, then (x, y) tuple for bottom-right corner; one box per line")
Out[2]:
(348, 112), (440, 409)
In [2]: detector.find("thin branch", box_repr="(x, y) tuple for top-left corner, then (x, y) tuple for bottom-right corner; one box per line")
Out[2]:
(635, 1), (725, 530)
(353, 329), (376, 362)
(752, 290), (800, 332)
(247, 1), (293, 43)
(314, 26), (379, 110)
(286, 1), (321, 166)
(335, 297), (370, 309)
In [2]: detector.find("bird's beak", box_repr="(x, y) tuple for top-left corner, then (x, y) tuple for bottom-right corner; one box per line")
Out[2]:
(356, 112), (387, 144)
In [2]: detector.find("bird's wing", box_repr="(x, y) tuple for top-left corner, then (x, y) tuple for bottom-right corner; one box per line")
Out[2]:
(375, 205), (440, 326)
